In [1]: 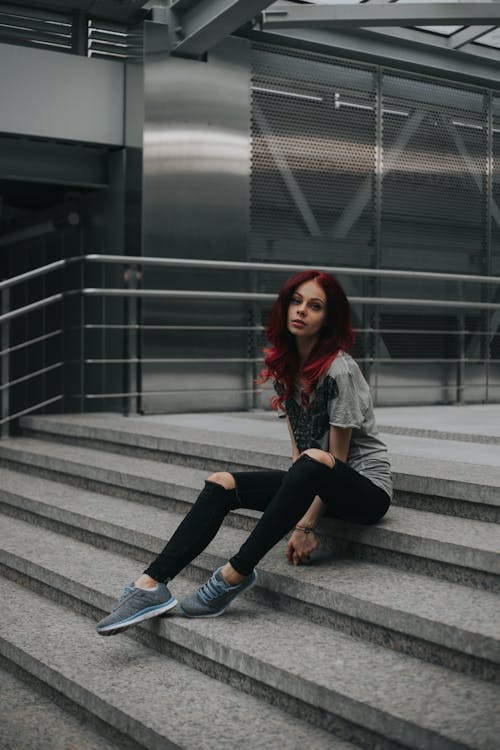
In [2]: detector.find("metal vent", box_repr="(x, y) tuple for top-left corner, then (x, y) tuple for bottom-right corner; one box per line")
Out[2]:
(0, 3), (72, 53)
(88, 19), (142, 61)
(0, 3), (142, 59)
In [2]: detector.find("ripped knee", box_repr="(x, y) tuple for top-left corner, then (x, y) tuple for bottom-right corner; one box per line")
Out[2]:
(207, 471), (236, 490)
(301, 448), (335, 469)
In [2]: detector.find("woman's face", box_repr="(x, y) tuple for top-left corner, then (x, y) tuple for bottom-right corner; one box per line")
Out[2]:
(287, 280), (328, 341)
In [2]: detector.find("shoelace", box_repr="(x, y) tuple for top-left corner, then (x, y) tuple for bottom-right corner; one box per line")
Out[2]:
(111, 585), (137, 611)
(197, 574), (229, 605)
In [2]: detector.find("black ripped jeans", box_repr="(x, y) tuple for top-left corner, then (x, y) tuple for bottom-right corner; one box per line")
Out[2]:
(144, 454), (390, 581)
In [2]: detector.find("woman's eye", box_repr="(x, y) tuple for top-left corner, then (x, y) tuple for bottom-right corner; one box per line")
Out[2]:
(291, 297), (301, 305)
(311, 304), (322, 311)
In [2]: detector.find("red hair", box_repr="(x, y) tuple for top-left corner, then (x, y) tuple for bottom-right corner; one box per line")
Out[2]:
(259, 270), (355, 410)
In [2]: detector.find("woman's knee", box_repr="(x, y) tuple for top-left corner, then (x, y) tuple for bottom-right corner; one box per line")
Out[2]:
(301, 448), (335, 469)
(207, 471), (236, 490)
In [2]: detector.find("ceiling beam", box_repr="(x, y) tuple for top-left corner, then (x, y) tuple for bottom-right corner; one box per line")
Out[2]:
(262, 3), (500, 30)
(448, 25), (496, 49)
(360, 24), (500, 64)
(245, 26), (500, 91)
(167, 0), (276, 57)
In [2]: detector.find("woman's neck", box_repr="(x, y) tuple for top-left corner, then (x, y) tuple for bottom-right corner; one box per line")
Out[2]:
(296, 337), (318, 369)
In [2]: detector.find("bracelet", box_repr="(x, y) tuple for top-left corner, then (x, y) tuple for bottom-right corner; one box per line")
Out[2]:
(295, 524), (315, 534)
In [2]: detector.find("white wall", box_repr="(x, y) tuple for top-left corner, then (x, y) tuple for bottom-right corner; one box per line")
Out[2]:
(0, 43), (126, 146)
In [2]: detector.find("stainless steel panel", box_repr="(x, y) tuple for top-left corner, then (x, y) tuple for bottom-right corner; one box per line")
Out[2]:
(142, 33), (251, 413)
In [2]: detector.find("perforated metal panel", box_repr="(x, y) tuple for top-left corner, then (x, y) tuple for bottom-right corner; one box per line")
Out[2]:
(381, 74), (486, 274)
(249, 42), (499, 404)
(250, 44), (376, 269)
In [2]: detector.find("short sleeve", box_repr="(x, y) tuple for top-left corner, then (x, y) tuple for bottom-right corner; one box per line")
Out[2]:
(328, 367), (368, 429)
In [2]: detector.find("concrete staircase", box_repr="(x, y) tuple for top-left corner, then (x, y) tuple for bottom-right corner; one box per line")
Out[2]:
(0, 412), (498, 750)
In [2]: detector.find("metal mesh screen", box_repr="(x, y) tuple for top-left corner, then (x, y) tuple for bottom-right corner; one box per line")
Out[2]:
(250, 44), (376, 269)
(250, 43), (498, 404)
(381, 74), (486, 274)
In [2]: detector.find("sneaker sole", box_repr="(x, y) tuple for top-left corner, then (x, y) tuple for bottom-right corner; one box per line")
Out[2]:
(96, 597), (178, 635)
(180, 573), (257, 619)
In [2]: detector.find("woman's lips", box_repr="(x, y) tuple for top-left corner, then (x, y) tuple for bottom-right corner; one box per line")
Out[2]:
(291, 320), (306, 328)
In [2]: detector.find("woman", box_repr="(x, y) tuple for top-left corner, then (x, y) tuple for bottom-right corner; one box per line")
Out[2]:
(96, 270), (391, 635)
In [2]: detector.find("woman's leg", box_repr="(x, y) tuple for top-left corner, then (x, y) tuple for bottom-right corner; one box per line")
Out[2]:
(319, 457), (391, 525)
(229, 452), (335, 576)
(179, 451), (336, 617)
(141, 468), (286, 584)
(95, 468), (284, 634)
(229, 451), (390, 577)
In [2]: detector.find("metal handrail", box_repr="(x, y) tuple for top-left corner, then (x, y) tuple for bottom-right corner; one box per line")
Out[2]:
(0, 395), (63, 426)
(85, 253), (500, 285)
(80, 322), (498, 335)
(83, 388), (264, 399)
(1, 251), (499, 427)
(83, 356), (498, 366)
(0, 293), (64, 324)
(2, 284), (497, 328)
(0, 329), (62, 358)
(0, 362), (63, 392)
(1, 251), (497, 300)
(85, 357), (263, 364)
(82, 288), (500, 310)
(0, 258), (73, 292)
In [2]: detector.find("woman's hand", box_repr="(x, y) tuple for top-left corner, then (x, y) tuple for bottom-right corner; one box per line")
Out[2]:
(286, 529), (319, 566)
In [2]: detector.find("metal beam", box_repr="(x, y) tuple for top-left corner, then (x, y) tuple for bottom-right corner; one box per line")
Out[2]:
(0, 136), (108, 188)
(168, 0), (276, 57)
(245, 27), (500, 91)
(361, 24), (500, 64)
(448, 25), (496, 50)
(262, 3), (500, 30)
(363, 26), (500, 65)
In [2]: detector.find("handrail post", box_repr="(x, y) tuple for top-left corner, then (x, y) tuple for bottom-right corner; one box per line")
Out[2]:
(123, 264), (140, 416)
(1, 287), (9, 438)
(247, 269), (259, 411)
(457, 313), (465, 405)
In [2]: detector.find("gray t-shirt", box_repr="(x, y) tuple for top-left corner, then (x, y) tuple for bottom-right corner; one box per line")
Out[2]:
(275, 351), (392, 499)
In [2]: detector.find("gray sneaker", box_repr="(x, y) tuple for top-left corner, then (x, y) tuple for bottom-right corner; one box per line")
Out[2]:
(96, 583), (177, 635)
(180, 567), (257, 618)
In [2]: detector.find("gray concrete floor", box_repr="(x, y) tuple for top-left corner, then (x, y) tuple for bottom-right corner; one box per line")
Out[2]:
(137, 405), (500, 470)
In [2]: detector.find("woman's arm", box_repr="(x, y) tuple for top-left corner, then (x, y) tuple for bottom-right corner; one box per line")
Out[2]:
(286, 425), (353, 565)
(329, 425), (352, 463)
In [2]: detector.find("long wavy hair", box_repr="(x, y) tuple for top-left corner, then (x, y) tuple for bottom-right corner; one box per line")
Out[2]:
(260, 270), (355, 410)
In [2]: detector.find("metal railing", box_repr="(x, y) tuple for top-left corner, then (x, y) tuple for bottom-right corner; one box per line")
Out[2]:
(1, 252), (499, 435)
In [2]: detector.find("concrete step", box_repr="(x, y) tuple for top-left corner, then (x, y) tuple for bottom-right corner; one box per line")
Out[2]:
(1, 489), (499, 681)
(0, 667), (127, 750)
(19, 414), (500, 522)
(1, 528), (499, 750)
(0, 578), (349, 750)
(0, 444), (498, 591)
